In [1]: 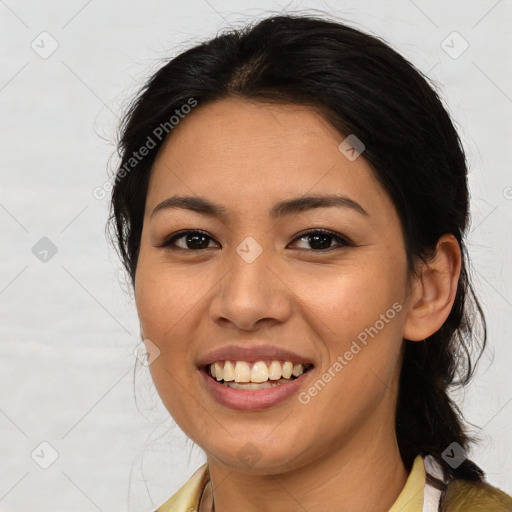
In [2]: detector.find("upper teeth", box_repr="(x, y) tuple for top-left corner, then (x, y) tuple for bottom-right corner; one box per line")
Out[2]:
(209, 360), (310, 383)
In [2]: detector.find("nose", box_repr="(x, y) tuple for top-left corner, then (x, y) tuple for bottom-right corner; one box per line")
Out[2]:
(209, 246), (292, 331)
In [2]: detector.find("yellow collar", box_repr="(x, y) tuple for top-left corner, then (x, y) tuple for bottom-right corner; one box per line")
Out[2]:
(155, 455), (426, 512)
(388, 455), (425, 512)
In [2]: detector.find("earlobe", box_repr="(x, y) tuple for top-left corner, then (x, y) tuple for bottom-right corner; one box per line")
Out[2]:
(403, 234), (462, 342)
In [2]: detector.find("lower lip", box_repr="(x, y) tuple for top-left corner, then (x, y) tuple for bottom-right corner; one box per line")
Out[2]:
(199, 369), (312, 411)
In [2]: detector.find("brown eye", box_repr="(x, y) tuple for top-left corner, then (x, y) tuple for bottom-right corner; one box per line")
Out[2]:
(158, 230), (219, 251)
(290, 229), (352, 251)
(156, 228), (352, 253)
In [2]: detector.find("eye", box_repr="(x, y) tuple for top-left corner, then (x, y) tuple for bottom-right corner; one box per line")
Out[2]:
(157, 230), (219, 251)
(156, 228), (353, 252)
(289, 229), (353, 251)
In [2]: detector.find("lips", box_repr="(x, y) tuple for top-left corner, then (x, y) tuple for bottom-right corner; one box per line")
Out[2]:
(197, 343), (316, 369)
(199, 364), (314, 410)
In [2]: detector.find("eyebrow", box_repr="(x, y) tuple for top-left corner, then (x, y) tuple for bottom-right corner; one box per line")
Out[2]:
(150, 193), (369, 220)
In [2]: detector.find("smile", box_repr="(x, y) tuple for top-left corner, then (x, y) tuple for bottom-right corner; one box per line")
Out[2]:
(210, 360), (312, 385)
(200, 360), (314, 410)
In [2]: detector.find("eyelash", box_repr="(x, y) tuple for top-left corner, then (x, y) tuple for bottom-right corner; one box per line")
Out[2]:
(156, 228), (353, 253)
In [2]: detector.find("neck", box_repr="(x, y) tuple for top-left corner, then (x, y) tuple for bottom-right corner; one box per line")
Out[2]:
(203, 421), (410, 512)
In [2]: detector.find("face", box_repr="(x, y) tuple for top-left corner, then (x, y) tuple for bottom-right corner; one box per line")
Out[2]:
(135, 98), (412, 473)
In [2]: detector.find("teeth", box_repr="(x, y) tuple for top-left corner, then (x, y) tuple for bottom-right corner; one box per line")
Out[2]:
(224, 378), (292, 390)
(234, 361), (251, 382)
(223, 360), (234, 382)
(282, 361), (293, 379)
(292, 363), (304, 377)
(268, 360), (282, 380)
(213, 362), (222, 381)
(250, 361), (268, 383)
(209, 360), (311, 383)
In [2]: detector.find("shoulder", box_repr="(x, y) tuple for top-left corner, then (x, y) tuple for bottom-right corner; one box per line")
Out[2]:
(441, 478), (512, 512)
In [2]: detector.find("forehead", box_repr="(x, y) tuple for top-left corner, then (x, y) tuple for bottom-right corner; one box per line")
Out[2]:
(146, 98), (389, 219)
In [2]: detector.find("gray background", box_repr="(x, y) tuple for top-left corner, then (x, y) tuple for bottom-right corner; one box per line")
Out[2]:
(1, 1), (511, 510)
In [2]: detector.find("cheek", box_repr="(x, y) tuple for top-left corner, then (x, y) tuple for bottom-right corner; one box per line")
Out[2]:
(290, 256), (406, 404)
(135, 259), (200, 337)
(135, 263), (203, 422)
(292, 259), (403, 341)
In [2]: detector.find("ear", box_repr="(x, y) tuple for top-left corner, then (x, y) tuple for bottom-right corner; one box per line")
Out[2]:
(403, 234), (462, 342)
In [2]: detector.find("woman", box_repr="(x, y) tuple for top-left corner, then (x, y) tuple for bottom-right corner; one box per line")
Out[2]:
(108, 14), (512, 512)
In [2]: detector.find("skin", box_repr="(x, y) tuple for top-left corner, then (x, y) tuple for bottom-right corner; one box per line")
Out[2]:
(134, 98), (461, 512)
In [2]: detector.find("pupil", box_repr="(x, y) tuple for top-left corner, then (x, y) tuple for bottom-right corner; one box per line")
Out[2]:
(187, 233), (209, 249)
(309, 234), (331, 250)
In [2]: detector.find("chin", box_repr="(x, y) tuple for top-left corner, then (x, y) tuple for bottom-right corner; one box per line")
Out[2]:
(203, 436), (309, 474)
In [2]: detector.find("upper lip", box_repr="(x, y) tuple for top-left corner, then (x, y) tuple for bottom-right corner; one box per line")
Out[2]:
(197, 344), (315, 368)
